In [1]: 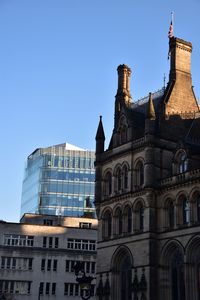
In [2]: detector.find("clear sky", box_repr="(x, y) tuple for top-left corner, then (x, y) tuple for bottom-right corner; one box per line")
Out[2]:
(0, 0), (200, 222)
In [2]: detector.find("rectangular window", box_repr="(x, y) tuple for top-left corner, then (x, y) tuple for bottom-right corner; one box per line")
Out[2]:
(7, 257), (11, 269)
(28, 258), (33, 270)
(67, 240), (73, 249)
(47, 259), (51, 271)
(27, 236), (34, 246)
(75, 284), (79, 296)
(43, 219), (53, 226)
(64, 283), (69, 295)
(74, 239), (81, 250)
(12, 258), (16, 269)
(39, 282), (44, 295)
(3, 235), (34, 247)
(49, 237), (53, 248)
(52, 283), (56, 295)
(71, 261), (75, 273)
(55, 237), (59, 248)
(1, 257), (5, 269)
(89, 241), (96, 251)
(53, 260), (57, 271)
(79, 222), (92, 229)
(86, 262), (90, 273)
(91, 284), (95, 296)
(46, 282), (50, 295)
(91, 262), (95, 273)
(10, 281), (14, 294)
(43, 237), (47, 248)
(66, 260), (70, 272)
(70, 283), (74, 296)
(41, 259), (45, 271)
(28, 282), (31, 294)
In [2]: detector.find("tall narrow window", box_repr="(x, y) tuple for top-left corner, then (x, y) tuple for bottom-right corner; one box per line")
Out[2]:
(135, 161), (144, 187)
(139, 206), (144, 230)
(179, 153), (187, 173)
(115, 208), (123, 235)
(123, 166), (128, 190)
(52, 283), (56, 295)
(168, 201), (174, 229)
(104, 172), (112, 196)
(183, 198), (190, 224)
(170, 250), (185, 300)
(117, 168), (122, 192)
(103, 211), (112, 239)
(135, 202), (144, 231)
(112, 248), (133, 300)
(197, 197), (200, 222)
(124, 206), (132, 234)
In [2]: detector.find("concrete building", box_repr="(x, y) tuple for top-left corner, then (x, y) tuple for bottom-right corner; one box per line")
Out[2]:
(0, 214), (97, 300)
(21, 142), (95, 218)
(95, 37), (200, 299)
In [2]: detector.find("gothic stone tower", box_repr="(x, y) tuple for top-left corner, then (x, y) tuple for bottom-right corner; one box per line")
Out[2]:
(95, 37), (200, 300)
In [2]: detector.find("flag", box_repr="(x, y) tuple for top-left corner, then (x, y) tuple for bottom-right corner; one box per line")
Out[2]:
(168, 21), (173, 39)
(168, 20), (174, 59)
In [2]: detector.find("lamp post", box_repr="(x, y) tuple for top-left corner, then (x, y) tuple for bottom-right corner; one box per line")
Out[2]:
(74, 262), (94, 300)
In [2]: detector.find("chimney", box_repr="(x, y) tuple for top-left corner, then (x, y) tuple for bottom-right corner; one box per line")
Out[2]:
(164, 37), (199, 116)
(169, 37), (192, 82)
(116, 64), (132, 105)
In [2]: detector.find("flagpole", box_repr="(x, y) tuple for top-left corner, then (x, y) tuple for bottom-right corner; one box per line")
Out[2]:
(171, 11), (174, 35)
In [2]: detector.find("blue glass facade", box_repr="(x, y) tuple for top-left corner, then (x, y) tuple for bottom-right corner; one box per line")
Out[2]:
(21, 143), (95, 217)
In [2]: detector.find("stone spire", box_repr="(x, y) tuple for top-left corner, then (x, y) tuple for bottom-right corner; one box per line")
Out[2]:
(146, 92), (155, 120)
(95, 116), (105, 154)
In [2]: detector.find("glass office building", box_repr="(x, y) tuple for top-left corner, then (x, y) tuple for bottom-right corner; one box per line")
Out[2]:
(21, 143), (95, 218)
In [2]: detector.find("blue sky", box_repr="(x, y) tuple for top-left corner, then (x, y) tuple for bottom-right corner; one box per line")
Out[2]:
(0, 0), (200, 222)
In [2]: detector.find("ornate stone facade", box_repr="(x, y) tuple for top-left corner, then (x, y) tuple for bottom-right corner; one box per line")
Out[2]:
(95, 37), (200, 300)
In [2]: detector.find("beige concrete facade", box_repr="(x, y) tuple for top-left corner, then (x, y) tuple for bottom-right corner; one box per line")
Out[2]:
(0, 214), (97, 300)
(95, 37), (200, 300)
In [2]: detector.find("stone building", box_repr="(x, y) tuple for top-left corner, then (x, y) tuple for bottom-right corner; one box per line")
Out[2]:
(0, 214), (97, 300)
(95, 36), (200, 300)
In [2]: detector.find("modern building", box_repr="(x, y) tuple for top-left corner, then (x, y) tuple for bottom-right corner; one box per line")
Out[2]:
(21, 142), (95, 218)
(0, 213), (97, 300)
(95, 36), (200, 299)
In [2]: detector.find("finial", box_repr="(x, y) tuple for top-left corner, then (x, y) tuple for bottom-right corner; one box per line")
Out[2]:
(146, 92), (156, 120)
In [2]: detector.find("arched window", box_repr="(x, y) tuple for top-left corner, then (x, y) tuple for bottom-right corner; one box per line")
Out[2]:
(102, 210), (112, 239)
(167, 200), (174, 229)
(135, 202), (144, 231)
(177, 195), (190, 225)
(170, 250), (185, 300)
(174, 150), (188, 174)
(183, 198), (190, 224)
(135, 161), (144, 188)
(104, 171), (112, 197)
(122, 165), (128, 190)
(190, 191), (200, 223)
(116, 167), (122, 192)
(115, 208), (123, 235)
(111, 247), (133, 300)
(124, 206), (132, 234)
(139, 206), (144, 230)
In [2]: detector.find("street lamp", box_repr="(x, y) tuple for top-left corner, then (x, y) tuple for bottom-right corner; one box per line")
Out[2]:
(74, 262), (94, 300)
